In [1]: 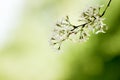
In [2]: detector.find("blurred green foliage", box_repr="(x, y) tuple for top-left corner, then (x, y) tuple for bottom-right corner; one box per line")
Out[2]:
(0, 0), (120, 80)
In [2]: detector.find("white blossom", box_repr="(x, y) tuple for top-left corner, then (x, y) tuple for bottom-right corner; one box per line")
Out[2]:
(50, 0), (112, 51)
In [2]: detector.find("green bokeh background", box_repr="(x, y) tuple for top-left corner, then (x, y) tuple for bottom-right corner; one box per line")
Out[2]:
(0, 0), (120, 80)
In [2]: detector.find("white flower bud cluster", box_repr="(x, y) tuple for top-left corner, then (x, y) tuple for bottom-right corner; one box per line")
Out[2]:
(50, 6), (108, 51)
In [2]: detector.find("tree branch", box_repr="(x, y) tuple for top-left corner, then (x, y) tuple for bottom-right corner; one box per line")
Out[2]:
(101, 0), (112, 17)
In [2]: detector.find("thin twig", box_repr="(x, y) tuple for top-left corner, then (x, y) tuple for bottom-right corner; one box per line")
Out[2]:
(101, 0), (112, 17)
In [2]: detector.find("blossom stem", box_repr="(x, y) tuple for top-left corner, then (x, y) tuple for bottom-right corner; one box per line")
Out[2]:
(101, 0), (112, 17)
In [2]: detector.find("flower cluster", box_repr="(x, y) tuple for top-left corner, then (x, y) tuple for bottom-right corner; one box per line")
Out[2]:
(50, 5), (108, 51)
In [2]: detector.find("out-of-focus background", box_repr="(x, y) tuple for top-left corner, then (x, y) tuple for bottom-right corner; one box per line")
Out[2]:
(0, 0), (120, 80)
